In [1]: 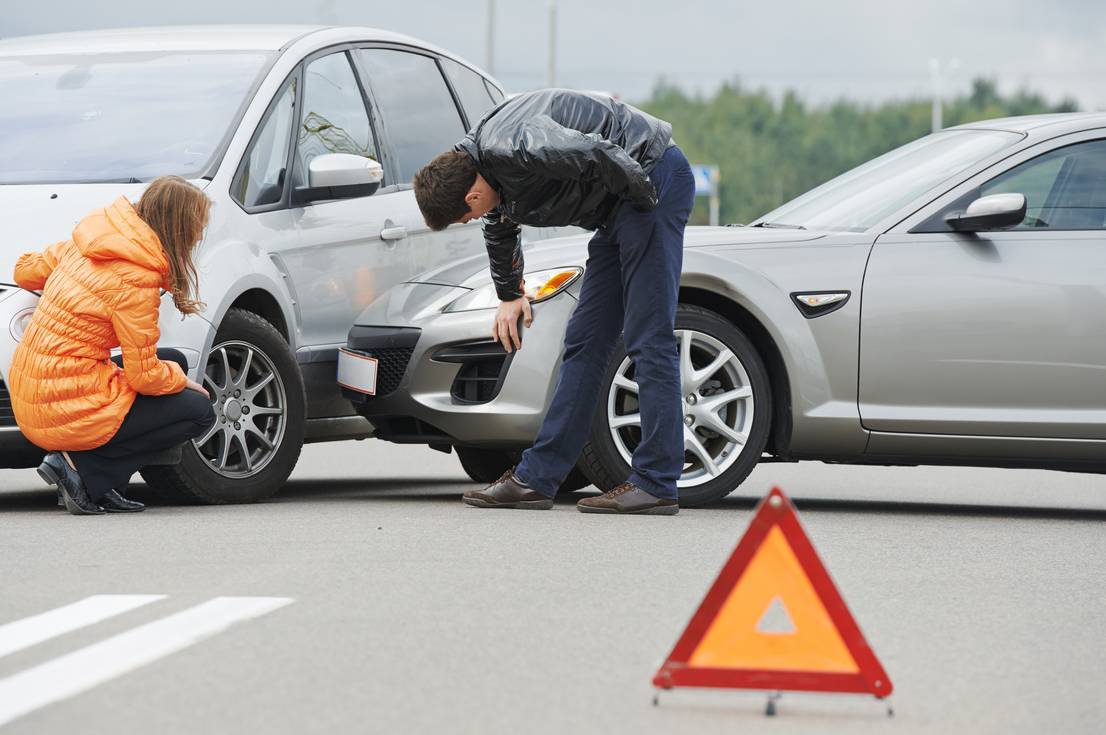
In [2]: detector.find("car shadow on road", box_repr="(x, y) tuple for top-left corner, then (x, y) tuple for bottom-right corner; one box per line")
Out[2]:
(0, 488), (59, 512)
(272, 481), (1106, 520)
(5, 480), (1103, 520)
(275, 478), (598, 507)
(715, 493), (1106, 522)
(274, 477), (470, 503)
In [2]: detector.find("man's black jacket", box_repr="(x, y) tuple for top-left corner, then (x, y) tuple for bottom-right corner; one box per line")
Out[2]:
(454, 89), (673, 301)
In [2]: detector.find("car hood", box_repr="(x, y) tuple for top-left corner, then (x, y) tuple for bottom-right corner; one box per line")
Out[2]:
(0, 181), (208, 286)
(408, 225), (825, 289)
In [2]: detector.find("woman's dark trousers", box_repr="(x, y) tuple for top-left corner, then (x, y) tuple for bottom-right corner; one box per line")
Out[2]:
(69, 349), (215, 501)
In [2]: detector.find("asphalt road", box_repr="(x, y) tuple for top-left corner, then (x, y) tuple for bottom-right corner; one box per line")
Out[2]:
(2, 439), (1105, 734)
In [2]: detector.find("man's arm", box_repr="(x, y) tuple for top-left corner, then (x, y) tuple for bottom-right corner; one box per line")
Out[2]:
(482, 208), (533, 353)
(483, 207), (524, 301)
(512, 115), (658, 210)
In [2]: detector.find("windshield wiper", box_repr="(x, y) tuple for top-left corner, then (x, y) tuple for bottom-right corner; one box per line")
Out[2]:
(752, 221), (806, 230)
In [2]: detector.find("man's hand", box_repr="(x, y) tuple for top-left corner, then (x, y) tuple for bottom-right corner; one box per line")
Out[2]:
(492, 297), (533, 353)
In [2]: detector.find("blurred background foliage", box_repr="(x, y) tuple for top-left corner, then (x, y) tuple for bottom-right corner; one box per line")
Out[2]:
(640, 78), (1079, 225)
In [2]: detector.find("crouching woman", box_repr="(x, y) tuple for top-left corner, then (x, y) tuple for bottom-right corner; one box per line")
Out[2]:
(9, 176), (216, 515)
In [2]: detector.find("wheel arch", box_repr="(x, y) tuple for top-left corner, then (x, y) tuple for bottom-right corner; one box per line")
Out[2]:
(228, 288), (289, 341)
(678, 285), (793, 456)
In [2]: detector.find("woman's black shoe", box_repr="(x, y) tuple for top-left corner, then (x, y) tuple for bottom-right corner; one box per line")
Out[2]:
(99, 490), (145, 513)
(37, 454), (104, 516)
(37, 455), (66, 508)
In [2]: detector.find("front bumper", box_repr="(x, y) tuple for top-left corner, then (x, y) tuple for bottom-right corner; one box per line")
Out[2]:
(341, 283), (577, 448)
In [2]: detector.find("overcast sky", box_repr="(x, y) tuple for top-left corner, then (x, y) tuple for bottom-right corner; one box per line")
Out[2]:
(2, 0), (1103, 108)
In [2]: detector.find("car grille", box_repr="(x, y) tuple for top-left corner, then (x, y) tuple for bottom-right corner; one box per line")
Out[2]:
(344, 326), (421, 399)
(432, 341), (513, 405)
(358, 347), (414, 397)
(0, 379), (15, 427)
(450, 357), (508, 404)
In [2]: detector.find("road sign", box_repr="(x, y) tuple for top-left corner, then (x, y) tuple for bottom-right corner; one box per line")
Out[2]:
(690, 164), (718, 196)
(689, 163), (721, 226)
(653, 486), (892, 702)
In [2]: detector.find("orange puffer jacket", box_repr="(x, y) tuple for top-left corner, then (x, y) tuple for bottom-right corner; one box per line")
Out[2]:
(9, 196), (188, 451)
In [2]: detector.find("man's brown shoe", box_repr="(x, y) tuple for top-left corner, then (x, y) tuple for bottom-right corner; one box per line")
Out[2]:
(462, 470), (554, 509)
(577, 483), (679, 515)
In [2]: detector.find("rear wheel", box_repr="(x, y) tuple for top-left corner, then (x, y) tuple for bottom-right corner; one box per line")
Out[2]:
(455, 447), (590, 493)
(141, 308), (306, 504)
(579, 304), (772, 507)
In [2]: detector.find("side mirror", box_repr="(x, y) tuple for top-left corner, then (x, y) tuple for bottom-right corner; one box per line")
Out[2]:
(294, 154), (384, 204)
(945, 192), (1026, 232)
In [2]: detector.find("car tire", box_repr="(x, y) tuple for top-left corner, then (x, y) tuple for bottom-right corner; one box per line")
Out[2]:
(456, 447), (591, 494)
(579, 304), (772, 508)
(140, 308), (306, 504)
(456, 447), (513, 484)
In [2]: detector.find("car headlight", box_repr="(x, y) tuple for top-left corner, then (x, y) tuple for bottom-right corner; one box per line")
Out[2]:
(444, 267), (583, 313)
(9, 308), (35, 341)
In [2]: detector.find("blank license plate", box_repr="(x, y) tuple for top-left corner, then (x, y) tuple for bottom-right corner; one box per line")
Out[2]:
(337, 348), (378, 396)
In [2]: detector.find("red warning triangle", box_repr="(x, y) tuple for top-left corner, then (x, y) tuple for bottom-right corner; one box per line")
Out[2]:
(653, 487), (892, 698)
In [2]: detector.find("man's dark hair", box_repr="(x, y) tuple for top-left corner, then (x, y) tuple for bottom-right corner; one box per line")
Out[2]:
(413, 151), (478, 231)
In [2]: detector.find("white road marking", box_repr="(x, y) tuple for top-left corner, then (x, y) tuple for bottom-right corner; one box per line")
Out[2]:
(0, 595), (165, 659)
(0, 596), (293, 728)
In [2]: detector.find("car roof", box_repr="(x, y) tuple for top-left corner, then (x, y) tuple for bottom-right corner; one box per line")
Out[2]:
(0, 24), (442, 56)
(952, 112), (1106, 137)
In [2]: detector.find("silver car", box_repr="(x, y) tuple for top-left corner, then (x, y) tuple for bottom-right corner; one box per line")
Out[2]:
(342, 112), (1106, 506)
(0, 25), (556, 503)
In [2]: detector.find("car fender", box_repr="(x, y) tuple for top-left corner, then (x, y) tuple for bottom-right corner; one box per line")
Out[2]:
(680, 244), (870, 456)
(159, 236), (299, 379)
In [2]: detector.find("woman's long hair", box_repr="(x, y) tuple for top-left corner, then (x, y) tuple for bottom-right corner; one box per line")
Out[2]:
(133, 175), (210, 316)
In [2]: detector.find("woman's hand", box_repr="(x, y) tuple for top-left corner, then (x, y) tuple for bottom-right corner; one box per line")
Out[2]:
(491, 298), (533, 353)
(184, 378), (209, 399)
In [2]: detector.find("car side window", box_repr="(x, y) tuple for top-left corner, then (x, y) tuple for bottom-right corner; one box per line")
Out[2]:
(441, 58), (498, 128)
(293, 51), (379, 190)
(982, 139), (1106, 230)
(353, 49), (466, 183)
(234, 79), (296, 208)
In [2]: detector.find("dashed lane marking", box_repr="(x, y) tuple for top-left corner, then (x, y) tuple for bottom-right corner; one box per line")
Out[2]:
(0, 595), (165, 659)
(0, 596), (293, 728)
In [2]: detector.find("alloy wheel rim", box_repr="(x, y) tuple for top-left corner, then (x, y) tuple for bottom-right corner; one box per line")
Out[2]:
(607, 329), (754, 488)
(194, 340), (286, 479)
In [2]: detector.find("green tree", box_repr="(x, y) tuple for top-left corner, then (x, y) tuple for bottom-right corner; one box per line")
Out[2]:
(639, 78), (1078, 225)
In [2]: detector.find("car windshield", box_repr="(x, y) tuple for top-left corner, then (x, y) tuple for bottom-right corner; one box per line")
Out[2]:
(0, 50), (274, 184)
(755, 129), (1022, 232)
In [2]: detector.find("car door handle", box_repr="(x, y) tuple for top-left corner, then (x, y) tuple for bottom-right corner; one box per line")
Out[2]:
(380, 225), (408, 241)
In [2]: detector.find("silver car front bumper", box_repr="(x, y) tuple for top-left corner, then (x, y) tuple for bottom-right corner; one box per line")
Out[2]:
(342, 283), (577, 447)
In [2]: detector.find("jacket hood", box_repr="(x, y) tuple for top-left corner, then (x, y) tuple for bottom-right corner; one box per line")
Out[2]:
(73, 196), (170, 276)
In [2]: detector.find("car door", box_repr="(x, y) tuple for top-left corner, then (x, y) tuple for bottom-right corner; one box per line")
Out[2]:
(859, 132), (1106, 440)
(276, 48), (408, 352)
(350, 47), (483, 277)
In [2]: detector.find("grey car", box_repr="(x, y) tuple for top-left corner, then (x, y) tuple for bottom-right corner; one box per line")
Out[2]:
(340, 112), (1106, 506)
(0, 25), (575, 504)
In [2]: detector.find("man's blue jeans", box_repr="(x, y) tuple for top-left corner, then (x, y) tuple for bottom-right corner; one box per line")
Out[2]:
(515, 145), (695, 500)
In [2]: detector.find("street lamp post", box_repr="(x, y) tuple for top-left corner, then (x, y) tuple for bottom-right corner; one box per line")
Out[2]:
(929, 58), (960, 133)
(485, 0), (495, 74)
(546, 0), (557, 88)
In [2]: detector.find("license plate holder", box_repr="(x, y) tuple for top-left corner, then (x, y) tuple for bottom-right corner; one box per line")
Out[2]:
(337, 348), (378, 396)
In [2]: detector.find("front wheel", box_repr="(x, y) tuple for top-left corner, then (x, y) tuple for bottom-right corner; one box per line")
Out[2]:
(579, 304), (772, 507)
(141, 308), (306, 504)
